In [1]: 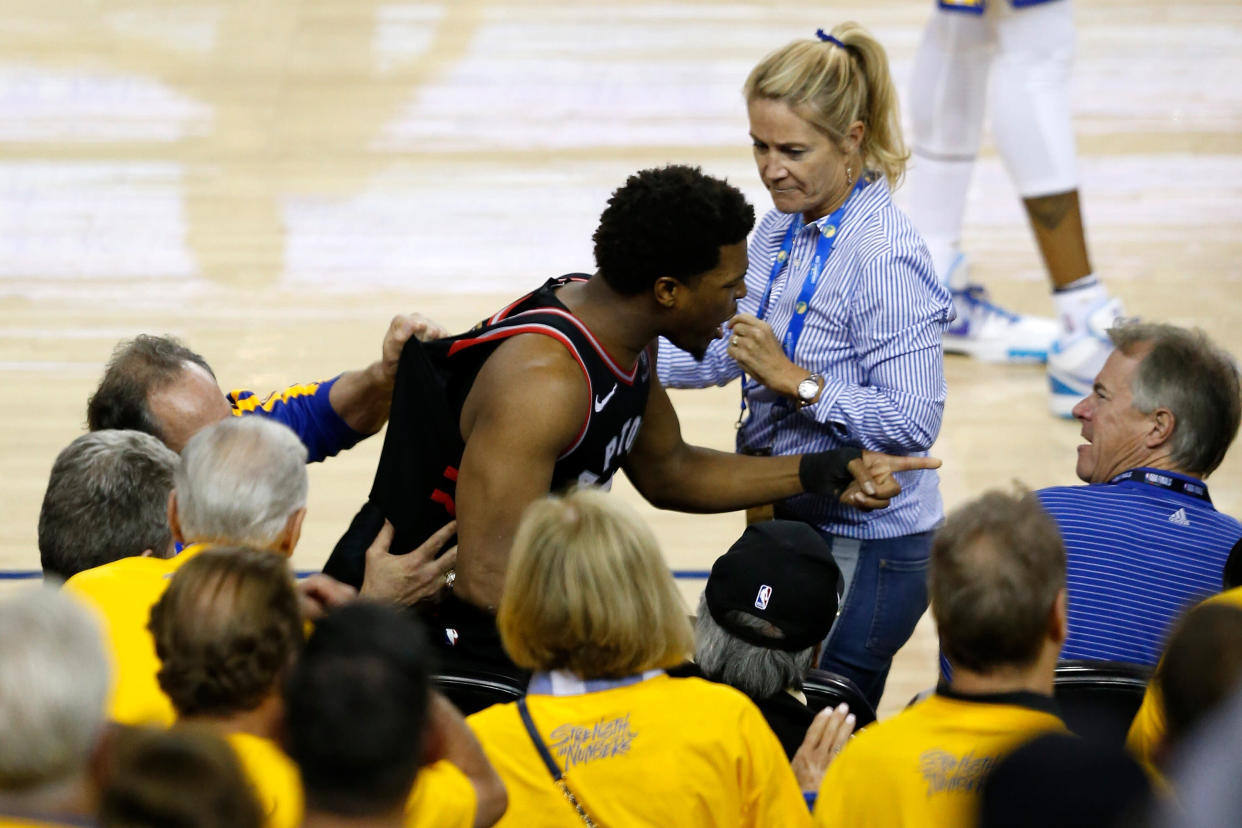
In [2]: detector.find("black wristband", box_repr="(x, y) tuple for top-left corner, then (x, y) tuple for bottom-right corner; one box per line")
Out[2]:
(799, 447), (863, 497)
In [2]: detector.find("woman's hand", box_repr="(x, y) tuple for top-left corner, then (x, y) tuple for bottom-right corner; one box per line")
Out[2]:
(727, 312), (806, 399)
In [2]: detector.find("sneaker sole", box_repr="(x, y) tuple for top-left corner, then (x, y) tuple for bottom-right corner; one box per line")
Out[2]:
(943, 337), (1049, 364)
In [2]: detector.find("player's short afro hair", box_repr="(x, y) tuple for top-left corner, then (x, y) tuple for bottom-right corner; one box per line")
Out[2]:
(593, 165), (754, 296)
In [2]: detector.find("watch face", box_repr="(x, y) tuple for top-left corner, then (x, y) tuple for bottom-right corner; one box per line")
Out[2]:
(797, 378), (817, 401)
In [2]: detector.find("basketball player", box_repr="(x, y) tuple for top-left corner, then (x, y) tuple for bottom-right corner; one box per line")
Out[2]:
(326, 165), (940, 671)
(908, 0), (1124, 416)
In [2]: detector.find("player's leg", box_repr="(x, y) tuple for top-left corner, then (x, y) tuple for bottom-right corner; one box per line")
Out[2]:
(990, 0), (1124, 415)
(909, 2), (1057, 363)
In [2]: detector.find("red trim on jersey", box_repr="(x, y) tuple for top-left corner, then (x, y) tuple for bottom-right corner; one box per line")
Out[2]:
(504, 307), (640, 384)
(446, 324), (592, 459)
(443, 466), (458, 482)
(486, 276), (588, 324)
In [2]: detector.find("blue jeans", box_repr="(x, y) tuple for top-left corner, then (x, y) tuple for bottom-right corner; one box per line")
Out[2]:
(814, 530), (933, 710)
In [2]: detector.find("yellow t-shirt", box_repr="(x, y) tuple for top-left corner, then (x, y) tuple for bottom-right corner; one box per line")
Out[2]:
(1125, 585), (1242, 782)
(813, 692), (1066, 828)
(0, 816), (87, 827)
(226, 730), (473, 828)
(62, 544), (208, 726)
(468, 673), (811, 828)
(228, 732), (303, 828)
(405, 759), (476, 828)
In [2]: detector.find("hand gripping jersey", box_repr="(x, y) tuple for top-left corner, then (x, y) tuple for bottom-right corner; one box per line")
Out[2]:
(324, 275), (652, 588)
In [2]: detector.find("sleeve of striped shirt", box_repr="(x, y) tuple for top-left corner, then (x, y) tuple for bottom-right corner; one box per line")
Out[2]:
(229, 375), (364, 463)
(802, 239), (950, 453)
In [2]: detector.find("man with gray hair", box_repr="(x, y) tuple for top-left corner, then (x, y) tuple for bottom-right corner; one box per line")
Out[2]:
(63, 416), (455, 726)
(684, 520), (844, 760)
(38, 429), (179, 581)
(0, 587), (110, 823)
(811, 489), (1069, 826)
(1038, 320), (1242, 666)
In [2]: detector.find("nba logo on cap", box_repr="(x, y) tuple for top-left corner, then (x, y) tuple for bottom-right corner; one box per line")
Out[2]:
(754, 585), (772, 610)
(445, 628), (459, 646)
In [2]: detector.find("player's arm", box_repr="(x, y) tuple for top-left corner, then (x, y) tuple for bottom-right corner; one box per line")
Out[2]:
(452, 336), (587, 612)
(329, 312), (450, 435)
(625, 377), (940, 512)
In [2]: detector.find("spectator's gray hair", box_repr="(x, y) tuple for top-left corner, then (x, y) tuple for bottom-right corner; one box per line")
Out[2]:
(39, 430), (179, 581)
(1109, 321), (1241, 477)
(694, 594), (815, 699)
(175, 417), (308, 549)
(0, 587), (109, 789)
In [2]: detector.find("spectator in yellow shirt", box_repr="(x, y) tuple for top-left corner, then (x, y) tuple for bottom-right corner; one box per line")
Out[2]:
(62, 416), (448, 726)
(0, 588), (110, 826)
(285, 601), (508, 828)
(813, 489), (1070, 828)
(468, 488), (816, 828)
(38, 429), (179, 582)
(152, 549), (505, 828)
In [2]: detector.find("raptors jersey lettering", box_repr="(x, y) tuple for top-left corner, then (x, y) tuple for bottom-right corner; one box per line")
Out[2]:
(323, 275), (651, 589)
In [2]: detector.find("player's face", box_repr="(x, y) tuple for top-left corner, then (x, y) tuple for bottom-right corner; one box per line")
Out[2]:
(665, 240), (748, 361)
(748, 97), (855, 223)
(148, 361), (234, 452)
(1072, 347), (1155, 483)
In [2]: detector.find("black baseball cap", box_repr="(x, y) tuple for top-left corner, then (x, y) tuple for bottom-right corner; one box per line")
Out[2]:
(703, 520), (841, 652)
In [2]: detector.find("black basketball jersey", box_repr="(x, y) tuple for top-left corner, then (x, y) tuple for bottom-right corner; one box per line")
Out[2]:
(323, 275), (652, 588)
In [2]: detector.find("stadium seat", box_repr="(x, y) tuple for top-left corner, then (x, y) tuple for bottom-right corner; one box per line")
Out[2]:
(434, 668), (526, 716)
(801, 669), (877, 729)
(1054, 660), (1152, 745)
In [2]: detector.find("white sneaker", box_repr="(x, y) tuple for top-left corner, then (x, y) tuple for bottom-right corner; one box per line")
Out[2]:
(941, 257), (1057, 364)
(1047, 297), (1126, 418)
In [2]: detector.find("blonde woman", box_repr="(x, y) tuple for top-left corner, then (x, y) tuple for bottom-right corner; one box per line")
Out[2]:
(467, 488), (817, 827)
(660, 23), (952, 709)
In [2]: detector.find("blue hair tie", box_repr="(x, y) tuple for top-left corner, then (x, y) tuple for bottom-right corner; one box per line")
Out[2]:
(815, 28), (846, 49)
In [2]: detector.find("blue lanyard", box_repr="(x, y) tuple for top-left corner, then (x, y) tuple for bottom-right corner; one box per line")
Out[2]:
(756, 175), (866, 359)
(737, 177), (865, 430)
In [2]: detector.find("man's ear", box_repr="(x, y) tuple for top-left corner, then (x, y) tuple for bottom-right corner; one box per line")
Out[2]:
(167, 490), (184, 545)
(653, 276), (682, 309)
(277, 507), (307, 558)
(1146, 408), (1176, 450)
(1049, 587), (1069, 647)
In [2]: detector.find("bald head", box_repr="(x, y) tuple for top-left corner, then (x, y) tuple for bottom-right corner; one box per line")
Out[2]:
(88, 335), (231, 452)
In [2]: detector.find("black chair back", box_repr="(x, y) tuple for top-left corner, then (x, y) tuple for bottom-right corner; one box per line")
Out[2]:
(1054, 660), (1152, 745)
(434, 669), (526, 716)
(801, 668), (878, 729)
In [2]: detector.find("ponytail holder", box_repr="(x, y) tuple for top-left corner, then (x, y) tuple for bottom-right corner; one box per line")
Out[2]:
(816, 28), (846, 49)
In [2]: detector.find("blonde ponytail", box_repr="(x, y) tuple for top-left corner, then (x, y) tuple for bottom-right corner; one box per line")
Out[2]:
(744, 22), (909, 189)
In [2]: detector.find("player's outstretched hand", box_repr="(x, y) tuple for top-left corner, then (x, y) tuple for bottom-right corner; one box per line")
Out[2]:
(792, 702), (857, 793)
(841, 451), (942, 511)
(360, 519), (458, 606)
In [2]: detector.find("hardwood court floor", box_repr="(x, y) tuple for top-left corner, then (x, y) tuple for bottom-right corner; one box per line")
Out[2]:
(2, 0), (1241, 717)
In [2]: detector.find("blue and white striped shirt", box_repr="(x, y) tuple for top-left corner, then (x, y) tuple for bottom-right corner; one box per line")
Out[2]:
(659, 176), (952, 539)
(1038, 469), (1242, 666)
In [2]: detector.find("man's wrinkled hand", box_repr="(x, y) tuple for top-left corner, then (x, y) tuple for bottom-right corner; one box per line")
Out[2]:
(380, 312), (451, 379)
(360, 519), (458, 606)
(297, 574), (357, 622)
(792, 703), (857, 792)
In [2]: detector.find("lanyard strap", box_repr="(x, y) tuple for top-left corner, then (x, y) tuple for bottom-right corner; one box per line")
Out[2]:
(517, 698), (601, 828)
(755, 176), (866, 360)
(737, 176), (866, 430)
(1108, 468), (1212, 502)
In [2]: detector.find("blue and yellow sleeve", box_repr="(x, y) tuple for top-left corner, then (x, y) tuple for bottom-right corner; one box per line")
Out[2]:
(229, 375), (364, 463)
